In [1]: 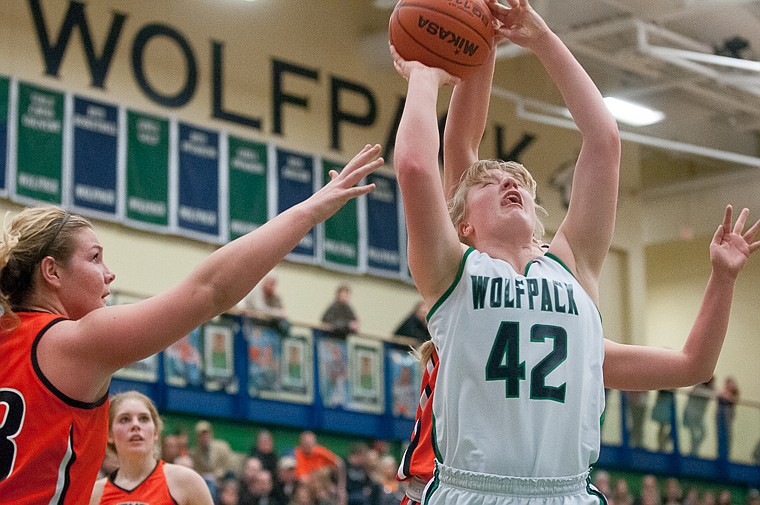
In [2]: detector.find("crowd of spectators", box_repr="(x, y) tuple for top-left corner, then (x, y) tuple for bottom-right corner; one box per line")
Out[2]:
(150, 421), (404, 505)
(592, 471), (759, 505)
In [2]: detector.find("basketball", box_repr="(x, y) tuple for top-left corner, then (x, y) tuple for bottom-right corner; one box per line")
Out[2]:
(388, 0), (495, 79)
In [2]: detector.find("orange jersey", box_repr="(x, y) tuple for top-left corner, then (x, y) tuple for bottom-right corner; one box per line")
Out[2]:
(397, 348), (439, 487)
(0, 311), (109, 505)
(100, 460), (177, 505)
(294, 445), (341, 479)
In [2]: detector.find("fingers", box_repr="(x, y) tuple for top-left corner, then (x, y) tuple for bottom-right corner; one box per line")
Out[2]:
(722, 205), (733, 234)
(732, 207), (749, 235)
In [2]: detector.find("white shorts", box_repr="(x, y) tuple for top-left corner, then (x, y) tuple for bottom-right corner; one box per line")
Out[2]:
(423, 464), (607, 505)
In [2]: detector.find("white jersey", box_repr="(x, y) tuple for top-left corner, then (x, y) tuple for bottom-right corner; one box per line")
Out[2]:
(428, 248), (605, 478)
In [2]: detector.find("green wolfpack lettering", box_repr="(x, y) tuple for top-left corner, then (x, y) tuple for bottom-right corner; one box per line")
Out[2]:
(471, 275), (579, 315)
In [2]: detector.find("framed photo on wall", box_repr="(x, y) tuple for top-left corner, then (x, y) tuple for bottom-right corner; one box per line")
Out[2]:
(348, 336), (384, 413)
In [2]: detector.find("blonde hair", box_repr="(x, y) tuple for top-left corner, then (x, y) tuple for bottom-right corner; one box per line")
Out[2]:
(448, 160), (546, 246)
(107, 391), (163, 456)
(0, 206), (92, 327)
(411, 339), (436, 368)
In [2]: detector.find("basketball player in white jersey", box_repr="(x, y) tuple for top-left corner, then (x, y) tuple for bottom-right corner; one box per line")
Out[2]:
(390, 0), (760, 504)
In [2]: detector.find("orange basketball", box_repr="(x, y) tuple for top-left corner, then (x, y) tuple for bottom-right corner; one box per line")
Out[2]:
(388, 0), (495, 79)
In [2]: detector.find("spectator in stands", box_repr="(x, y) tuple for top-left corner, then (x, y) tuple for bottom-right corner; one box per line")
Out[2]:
(610, 478), (634, 505)
(717, 490), (733, 505)
(378, 455), (404, 505)
(273, 456), (299, 505)
(682, 377), (716, 456)
(191, 420), (237, 487)
(162, 434), (182, 464)
(294, 431), (343, 481)
(288, 483), (316, 505)
(345, 443), (381, 505)
(251, 430), (279, 477)
(321, 284), (359, 337)
(240, 469), (284, 505)
(683, 488), (700, 505)
(238, 457), (264, 504)
(217, 478), (241, 505)
(635, 475), (662, 505)
(663, 478), (683, 505)
(393, 300), (429, 344)
(652, 389), (676, 452)
(592, 469), (612, 498)
(746, 489), (760, 505)
(238, 271), (289, 335)
(308, 466), (344, 505)
(625, 391), (649, 449)
(717, 376), (740, 459)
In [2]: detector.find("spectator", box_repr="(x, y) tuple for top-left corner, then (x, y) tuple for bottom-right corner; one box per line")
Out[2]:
(345, 443), (381, 505)
(717, 376), (740, 459)
(652, 390), (676, 452)
(288, 483), (316, 505)
(682, 377), (716, 456)
(238, 456), (264, 504)
(294, 431), (344, 482)
(636, 475), (661, 505)
(238, 271), (289, 335)
(240, 469), (284, 505)
(162, 434), (182, 464)
(625, 391), (649, 449)
(683, 488), (700, 505)
(746, 489), (760, 505)
(610, 478), (634, 505)
(191, 420), (237, 486)
(273, 456), (299, 505)
(703, 492), (717, 505)
(393, 300), (430, 344)
(663, 478), (683, 505)
(592, 469), (612, 498)
(377, 455), (404, 505)
(718, 490), (733, 505)
(321, 284), (359, 337)
(251, 430), (279, 477)
(307, 467), (344, 505)
(217, 478), (241, 505)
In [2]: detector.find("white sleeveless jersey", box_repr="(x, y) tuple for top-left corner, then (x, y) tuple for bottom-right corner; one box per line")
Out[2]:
(427, 248), (605, 478)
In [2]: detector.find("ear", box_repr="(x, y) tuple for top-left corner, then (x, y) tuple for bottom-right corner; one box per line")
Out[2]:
(39, 256), (63, 288)
(458, 221), (474, 239)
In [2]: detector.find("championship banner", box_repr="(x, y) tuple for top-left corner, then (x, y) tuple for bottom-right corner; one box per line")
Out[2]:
(70, 96), (119, 218)
(177, 122), (221, 241)
(0, 76), (9, 194)
(276, 147), (315, 261)
(347, 336), (384, 414)
(124, 110), (170, 229)
(14, 82), (65, 205)
(227, 135), (268, 240)
(365, 172), (403, 278)
(321, 158), (360, 271)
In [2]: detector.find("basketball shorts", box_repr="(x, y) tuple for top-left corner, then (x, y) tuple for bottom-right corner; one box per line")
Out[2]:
(422, 464), (607, 505)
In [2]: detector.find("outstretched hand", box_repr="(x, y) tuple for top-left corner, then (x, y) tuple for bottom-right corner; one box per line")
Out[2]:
(389, 45), (460, 87)
(487, 0), (551, 49)
(710, 205), (760, 278)
(308, 144), (384, 225)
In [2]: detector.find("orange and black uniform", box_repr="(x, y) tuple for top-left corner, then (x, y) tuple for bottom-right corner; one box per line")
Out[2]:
(0, 311), (109, 505)
(396, 348), (439, 505)
(100, 460), (178, 505)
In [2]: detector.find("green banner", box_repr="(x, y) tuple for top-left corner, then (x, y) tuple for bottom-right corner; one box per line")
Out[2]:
(15, 82), (64, 204)
(227, 136), (268, 240)
(322, 159), (359, 269)
(0, 76), (9, 192)
(125, 110), (169, 227)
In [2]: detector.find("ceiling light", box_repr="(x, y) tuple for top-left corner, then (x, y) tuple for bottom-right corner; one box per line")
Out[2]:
(603, 97), (665, 127)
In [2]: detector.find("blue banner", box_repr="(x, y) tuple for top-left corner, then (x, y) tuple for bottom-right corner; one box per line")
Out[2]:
(71, 96), (119, 218)
(366, 172), (403, 277)
(276, 147), (315, 260)
(177, 123), (220, 239)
